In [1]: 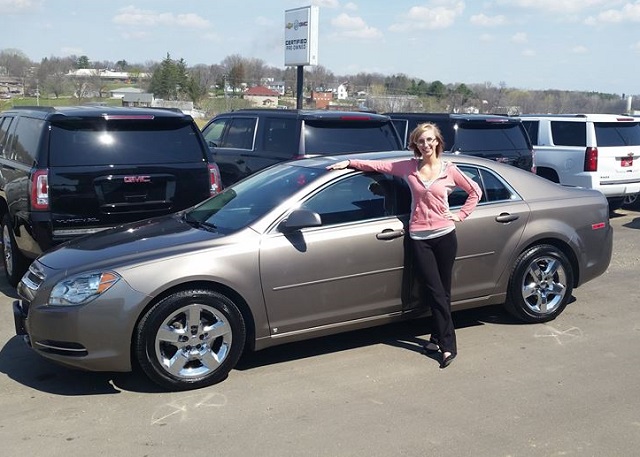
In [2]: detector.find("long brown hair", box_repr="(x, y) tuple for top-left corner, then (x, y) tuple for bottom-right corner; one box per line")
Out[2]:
(408, 122), (445, 158)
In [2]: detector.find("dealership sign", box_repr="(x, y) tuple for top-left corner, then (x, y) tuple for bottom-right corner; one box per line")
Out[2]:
(284, 5), (319, 66)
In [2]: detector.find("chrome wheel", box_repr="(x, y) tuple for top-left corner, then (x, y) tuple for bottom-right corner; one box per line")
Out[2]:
(155, 304), (233, 379)
(506, 245), (574, 323)
(520, 255), (568, 315)
(135, 289), (245, 390)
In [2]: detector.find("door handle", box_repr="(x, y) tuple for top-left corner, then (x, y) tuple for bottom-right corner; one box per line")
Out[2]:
(495, 213), (519, 223)
(376, 229), (405, 240)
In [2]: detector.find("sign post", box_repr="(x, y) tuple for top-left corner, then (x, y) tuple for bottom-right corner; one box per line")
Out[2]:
(284, 5), (319, 109)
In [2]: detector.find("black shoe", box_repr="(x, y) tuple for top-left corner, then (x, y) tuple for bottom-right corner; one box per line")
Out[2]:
(440, 352), (456, 369)
(422, 339), (440, 354)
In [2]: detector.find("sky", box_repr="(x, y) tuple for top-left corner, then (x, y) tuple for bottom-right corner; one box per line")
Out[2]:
(1, 0), (640, 96)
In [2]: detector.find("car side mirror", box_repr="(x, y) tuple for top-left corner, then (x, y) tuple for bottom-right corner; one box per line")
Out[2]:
(280, 209), (322, 232)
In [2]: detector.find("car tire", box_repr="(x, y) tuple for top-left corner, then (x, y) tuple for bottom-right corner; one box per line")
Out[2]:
(2, 214), (30, 288)
(134, 289), (246, 391)
(505, 244), (574, 323)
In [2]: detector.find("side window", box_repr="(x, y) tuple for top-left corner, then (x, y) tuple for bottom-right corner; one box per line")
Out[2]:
(448, 166), (484, 207)
(521, 120), (539, 145)
(202, 118), (228, 148)
(301, 173), (405, 225)
(220, 117), (256, 150)
(479, 168), (514, 202)
(449, 165), (514, 206)
(550, 121), (585, 147)
(262, 117), (298, 157)
(0, 116), (15, 157)
(9, 117), (45, 164)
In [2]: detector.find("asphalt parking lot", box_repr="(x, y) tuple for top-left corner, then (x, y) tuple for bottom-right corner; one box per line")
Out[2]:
(1, 208), (639, 457)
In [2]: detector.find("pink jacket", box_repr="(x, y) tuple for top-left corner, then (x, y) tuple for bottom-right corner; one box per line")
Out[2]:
(348, 158), (482, 232)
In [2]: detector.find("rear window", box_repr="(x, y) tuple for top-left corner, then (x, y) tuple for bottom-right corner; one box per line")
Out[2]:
(49, 118), (205, 166)
(454, 122), (530, 152)
(304, 120), (400, 154)
(594, 122), (640, 147)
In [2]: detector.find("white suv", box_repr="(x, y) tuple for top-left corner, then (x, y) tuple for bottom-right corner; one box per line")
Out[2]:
(520, 114), (640, 210)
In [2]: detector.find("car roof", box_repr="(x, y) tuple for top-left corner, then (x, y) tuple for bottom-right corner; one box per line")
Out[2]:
(212, 108), (391, 121)
(2, 105), (191, 120)
(296, 149), (519, 171)
(519, 113), (638, 122)
(384, 112), (519, 123)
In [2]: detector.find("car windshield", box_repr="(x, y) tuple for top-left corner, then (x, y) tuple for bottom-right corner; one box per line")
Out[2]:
(185, 164), (324, 233)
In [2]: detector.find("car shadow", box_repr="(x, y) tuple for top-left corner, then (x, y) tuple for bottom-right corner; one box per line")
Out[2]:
(234, 304), (521, 370)
(0, 302), (565, 395)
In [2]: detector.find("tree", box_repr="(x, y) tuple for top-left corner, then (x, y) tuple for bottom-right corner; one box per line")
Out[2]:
(76, 55), (90, 69)
(0, 48), (31, 77)
(148, 53), (189, 100)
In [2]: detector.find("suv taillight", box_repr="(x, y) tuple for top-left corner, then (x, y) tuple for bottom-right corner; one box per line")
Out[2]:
(31, 169), (49, 210)
(584, 147), (598, 172)
(208, 163), (223, 195)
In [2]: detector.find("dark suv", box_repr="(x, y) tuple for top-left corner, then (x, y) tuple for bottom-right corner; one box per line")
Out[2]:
(385, 112), (535, 172)
(201, 109), (403, 186)
(0, 105), (222, 286)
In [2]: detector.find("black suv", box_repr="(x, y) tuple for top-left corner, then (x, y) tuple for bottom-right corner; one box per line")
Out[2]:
(0, 105), (222, 286)
(201, 109), (403, 186)
(385, 112), (535, 172)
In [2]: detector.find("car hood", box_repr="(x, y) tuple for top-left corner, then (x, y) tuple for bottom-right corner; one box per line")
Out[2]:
(37, 213), (226, 271)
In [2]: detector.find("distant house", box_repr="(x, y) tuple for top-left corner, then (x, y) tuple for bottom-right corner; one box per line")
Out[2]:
(243, 86), (280, 107)
(310, 90), (333, 109)
(122, 92), (153, 107)
(336, 83), (349, 100)
(110, 87), (145, 99)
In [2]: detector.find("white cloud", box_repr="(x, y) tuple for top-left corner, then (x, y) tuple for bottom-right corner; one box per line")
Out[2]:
(511, 32), (527, 43)
(113, 6), (210, 29)
(389, 1), (465, 32)
(344, 2), (358, 11)
(331, 13), (383, 39)
(480, 33), (494, 42)
(312, 0), (340, 8)
(584, 2), (640, 24)
(633, 42), (640, 52)
(571, 45), (588, 53)
(0, 0), (42, 13)
(470, 14), (507, 27)
(497, 0), (616, 14)
(522, 48), (536, 57)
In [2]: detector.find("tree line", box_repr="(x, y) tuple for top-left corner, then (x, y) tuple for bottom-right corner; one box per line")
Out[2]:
(0, 47), (636, 116)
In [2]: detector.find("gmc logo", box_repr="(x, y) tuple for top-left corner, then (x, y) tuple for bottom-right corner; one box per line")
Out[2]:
(124, 176), (151, 183)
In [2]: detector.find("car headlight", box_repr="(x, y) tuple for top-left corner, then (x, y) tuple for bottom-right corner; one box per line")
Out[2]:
(49, 272), (121, 306)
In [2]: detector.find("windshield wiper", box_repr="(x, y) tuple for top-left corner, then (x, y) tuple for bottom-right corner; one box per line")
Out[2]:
(183, 213), (217, 231)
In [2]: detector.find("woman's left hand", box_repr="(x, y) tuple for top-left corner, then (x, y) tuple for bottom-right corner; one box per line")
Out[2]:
(445, 211), (461, 222)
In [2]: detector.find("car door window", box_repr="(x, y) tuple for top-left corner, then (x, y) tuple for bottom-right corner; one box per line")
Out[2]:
(221, 117), (257, 150)
(262, 117), (298, 157)
(301, 173), (408, 225)
(448, 165), (515, 207)
(550, 121), (585, 146)
(202, 118), (228, 148)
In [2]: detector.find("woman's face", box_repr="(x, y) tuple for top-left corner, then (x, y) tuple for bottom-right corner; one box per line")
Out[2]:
(415, 128), (439, 158)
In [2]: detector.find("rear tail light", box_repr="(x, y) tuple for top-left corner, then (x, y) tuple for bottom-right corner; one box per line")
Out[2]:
(208, 163), (223, 196)
(31, 169), (49, 210)
(584, 147), (598, 172)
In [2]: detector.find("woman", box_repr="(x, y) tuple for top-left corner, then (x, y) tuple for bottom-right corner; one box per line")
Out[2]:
(327, 123), (482, 368)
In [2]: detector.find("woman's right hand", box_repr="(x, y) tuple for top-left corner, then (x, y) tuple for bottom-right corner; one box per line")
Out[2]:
(326, 160), (350, 170)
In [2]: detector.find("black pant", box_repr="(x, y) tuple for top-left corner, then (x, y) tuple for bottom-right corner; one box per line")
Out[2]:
(411, 231), (458, 354)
